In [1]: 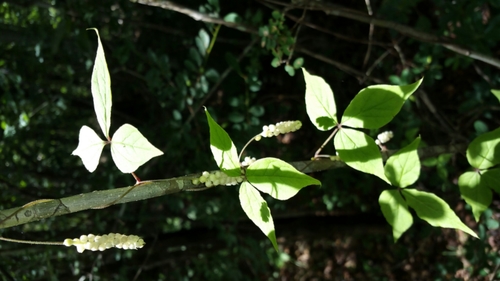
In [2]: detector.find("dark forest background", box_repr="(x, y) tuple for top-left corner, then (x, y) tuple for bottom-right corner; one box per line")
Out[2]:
(1, 0), (500, 280)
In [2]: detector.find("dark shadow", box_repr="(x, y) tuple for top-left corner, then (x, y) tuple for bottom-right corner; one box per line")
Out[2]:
(315, 116), (335, 130)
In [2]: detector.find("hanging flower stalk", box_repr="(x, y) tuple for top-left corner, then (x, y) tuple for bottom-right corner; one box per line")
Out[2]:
(0, 233), (145, 254)
(63, 233), (145, 253)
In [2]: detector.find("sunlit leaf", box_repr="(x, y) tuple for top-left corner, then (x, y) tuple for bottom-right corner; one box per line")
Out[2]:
(385, 137), (421, 187)
(466, 127), (500, 169)
(341, 78), (423, 129)
(239, 182), (279, 252)
(334, 128), (389, 183)
(246, 157), (321, 200)
(88, 28), (112, 138)
(302, 68), (337, 131)
(195, 29), (210, 55)
(72, 125), (106, 173)
(110, 124), (163, 173)
(205, 108), (241, 176)
(379, 189), (413, 242)
(458, 171), (491, 222)
(491, 89), (500, 103)
(482, 168), (500, 194)
(402, 189), (478, 238)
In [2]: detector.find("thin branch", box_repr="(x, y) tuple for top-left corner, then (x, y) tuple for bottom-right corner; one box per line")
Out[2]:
(0, 144), (467, 230)
(362, 0), (374, 68)
(132, 0), (500, 69)
(131, 0), (258, 34)
(265, 3), (391, 47)
(296, 46), (384, 84)
(293, 1), (500, 69)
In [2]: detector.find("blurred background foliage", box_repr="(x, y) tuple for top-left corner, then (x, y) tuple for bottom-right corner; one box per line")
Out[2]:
(1, 0), (500, 280)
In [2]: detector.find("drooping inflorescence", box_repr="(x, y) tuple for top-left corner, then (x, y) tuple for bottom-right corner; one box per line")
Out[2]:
(192, 170), (244, 187)
(63, 233), (145, 253)
(255, 120), (302, 141)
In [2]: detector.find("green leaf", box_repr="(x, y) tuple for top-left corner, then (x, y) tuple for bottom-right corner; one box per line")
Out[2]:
(239, 182), (279, 252)
(72, 125), (106, 173)
(385, 136), (421, 187)
(379, 190), (413, 242)
(110, 124), (164, 173)
(284, 65), (295, 76)
(88, 28), (112, 139)
(225, 52), (242, 74)
(246, 157), (321, 200)
(491, 89), (500, 103)
(466, 127), (500, 169)
(196, 29), (210, 55)
(402, 189), (478, 238)
(341, 78), (423, 129)
(334, 128), (389, 183)
(223, 12), (241, 23)
(302, 68), (337, 131)
(205, 108), (241, 176)
(482, 168), (500, 194)
(272, 10), (282, 20)
(458, 171), (491, 222)
(189, 47), (202, 67)
(271, 57), (280, 68)
(292, 57), (304, 69)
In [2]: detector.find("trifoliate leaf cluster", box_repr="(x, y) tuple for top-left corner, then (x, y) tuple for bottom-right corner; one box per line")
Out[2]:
(192, 171), (244, 187)
(375, 131), (394, 145)
(63, 233), (145, 253)
(255, 120), (302, 141)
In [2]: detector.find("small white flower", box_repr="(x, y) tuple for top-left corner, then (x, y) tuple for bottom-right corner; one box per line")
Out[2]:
(241, 156), (256, 167)
(376, 131), (394, 145)
(63, 233), (145, 253)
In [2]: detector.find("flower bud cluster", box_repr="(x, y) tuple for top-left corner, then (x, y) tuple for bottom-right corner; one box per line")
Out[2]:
(375, 131), (394, 145)
(241, 156), (256, 167)
(192, 171), (244, 187)
(63, 233), (145, 253)
(255, 120), (302, 141)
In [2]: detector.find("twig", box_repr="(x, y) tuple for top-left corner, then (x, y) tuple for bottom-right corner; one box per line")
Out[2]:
(275, 0), (500, 69)
(362, 0), (374, 69)
(0, 144), (467, 230)
(131, 0), (258, 34)
(296, 47), (384, 83)
(184, 38), (258, 126)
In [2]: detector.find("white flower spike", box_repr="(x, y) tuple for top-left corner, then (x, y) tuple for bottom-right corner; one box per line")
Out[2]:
(192, 170), (244, 187)
(255, 120), (302, 141)
(63, 233), (145, 253)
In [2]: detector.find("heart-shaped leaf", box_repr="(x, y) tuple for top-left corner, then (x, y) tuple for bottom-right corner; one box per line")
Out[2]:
(491, 89), (500, 103)
(110, 124), (163, 173)
(205, 108), (241, 176)
(402, 189), (478, 238)
(334, 128), (389, 183)
(385, 136), (421, 187)
(89, 28), (112, 139)
(458, 171), (491, 222)
(72, 125), (106, 172)
(466, 127), (500, 170)
(246, 157), (321, 200)
(302, 68), (337, 131)
(239, 182), (279, 252)
(379, 189), (413, 242)
(341, 78), (423, 129)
